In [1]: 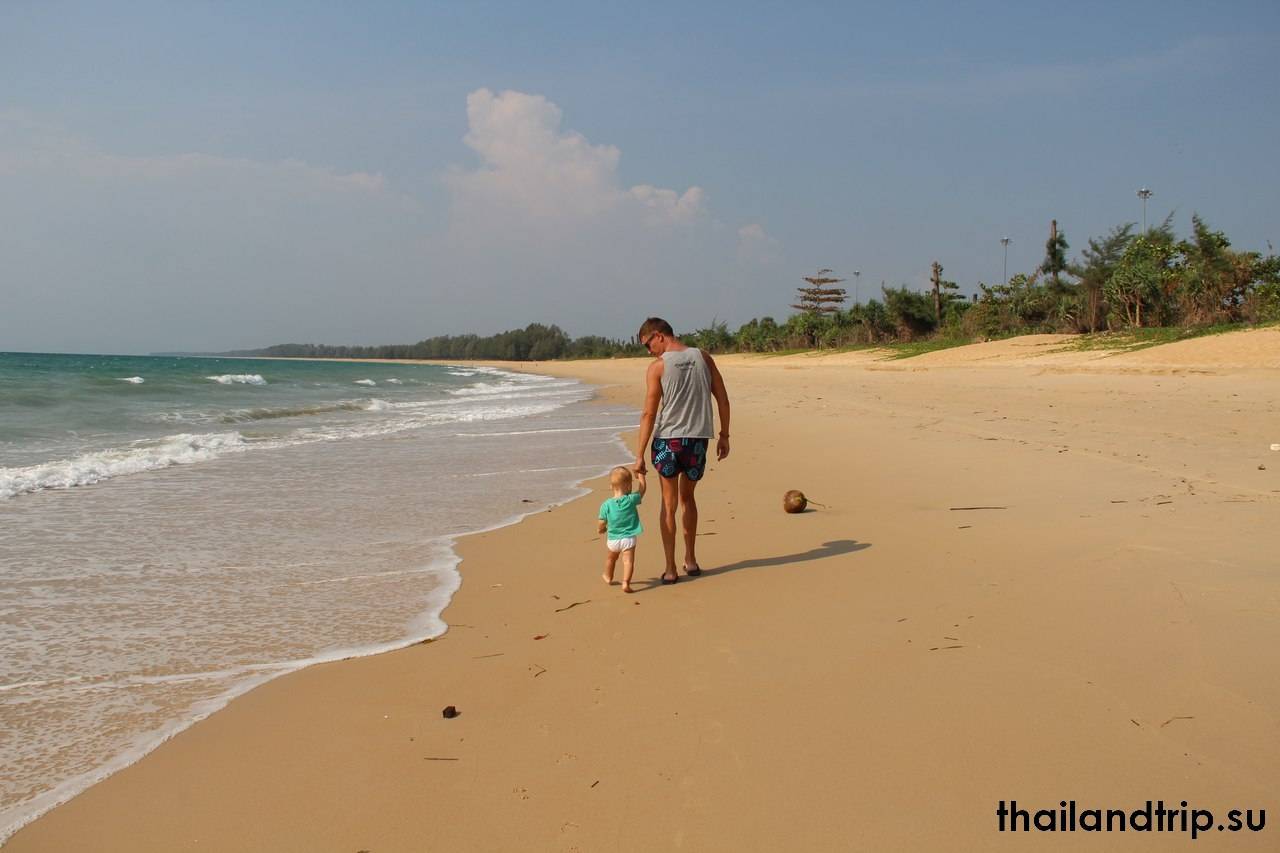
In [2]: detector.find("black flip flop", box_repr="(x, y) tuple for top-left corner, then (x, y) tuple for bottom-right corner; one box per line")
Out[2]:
(685, 566), (702, 576)
(661, 574), (678, 585)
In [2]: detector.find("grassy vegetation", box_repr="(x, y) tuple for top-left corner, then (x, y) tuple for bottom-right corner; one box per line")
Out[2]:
(1063, 321), (1274, 353)
(881, 337), (975, 360)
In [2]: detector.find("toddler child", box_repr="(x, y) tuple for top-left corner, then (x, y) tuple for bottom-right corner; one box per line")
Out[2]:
(597, 466), (646, 593)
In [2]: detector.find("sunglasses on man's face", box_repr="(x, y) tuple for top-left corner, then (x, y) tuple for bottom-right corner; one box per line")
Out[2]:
(642, 334), (658, 352)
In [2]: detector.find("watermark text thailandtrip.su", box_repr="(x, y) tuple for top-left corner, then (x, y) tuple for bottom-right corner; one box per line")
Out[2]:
(997, 800), (1266, 841)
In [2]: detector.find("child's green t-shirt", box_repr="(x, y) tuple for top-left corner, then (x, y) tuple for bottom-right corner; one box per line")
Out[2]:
(598, 492), (644, 538)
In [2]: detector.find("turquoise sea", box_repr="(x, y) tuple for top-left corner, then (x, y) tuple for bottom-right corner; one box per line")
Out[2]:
(0, 352), (634, 840)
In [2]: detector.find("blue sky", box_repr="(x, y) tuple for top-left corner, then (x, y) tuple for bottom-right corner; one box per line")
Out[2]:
(2, 1), (1278, 353)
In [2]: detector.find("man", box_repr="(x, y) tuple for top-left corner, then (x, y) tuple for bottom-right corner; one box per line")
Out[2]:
(633, 317), (731, 584)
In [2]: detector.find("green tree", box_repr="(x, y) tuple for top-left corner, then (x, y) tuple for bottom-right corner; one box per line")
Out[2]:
(1106, 236), (1176, 327)
(881, 286), (936, 340)
(928, 261), (962, 326)
(1040, 220), (1071, 293)
(735, 317), (781, 352)
(1175, 214), (1240, 325)
(684, 320), (734, 353)
(1074, 223), (1135, 331)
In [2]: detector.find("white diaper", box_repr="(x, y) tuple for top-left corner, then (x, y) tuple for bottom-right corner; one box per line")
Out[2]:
(606, 537), (637, 553)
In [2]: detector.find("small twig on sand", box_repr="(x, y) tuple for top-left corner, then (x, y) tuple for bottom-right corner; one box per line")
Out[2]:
(531, 664), (547, 677)
(1160, 716), (1195, 728)
(950, 506), (1007, 511)
(473, 652), (504, 659)
(555, 600), (591, 613)
(424, 757), (459, 761)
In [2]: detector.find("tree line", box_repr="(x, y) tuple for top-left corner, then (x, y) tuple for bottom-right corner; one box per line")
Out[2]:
(225, 323), (644, 361)
(234, 213), (1278, 361)
(690, 213), (1278, 353)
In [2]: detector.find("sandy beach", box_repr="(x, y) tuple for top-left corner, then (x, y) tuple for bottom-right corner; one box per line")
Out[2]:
(7, 330), (1279, 851)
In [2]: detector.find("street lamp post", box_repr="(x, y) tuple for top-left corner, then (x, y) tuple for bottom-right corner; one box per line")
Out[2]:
(853, 270), (861, 304)
(1000, 237), (1011, 285)
(1137, 187), (1153, 234)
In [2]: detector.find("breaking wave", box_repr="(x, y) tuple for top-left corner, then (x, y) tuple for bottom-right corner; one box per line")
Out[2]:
(206, 374), (267, 386)
(0, 432), (251, 499)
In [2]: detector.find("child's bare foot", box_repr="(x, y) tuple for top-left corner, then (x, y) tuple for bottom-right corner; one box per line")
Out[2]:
(621, 583), (633, 593)
(602, 573), (617, 585)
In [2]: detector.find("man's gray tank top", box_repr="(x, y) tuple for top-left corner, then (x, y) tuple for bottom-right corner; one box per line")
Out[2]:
(654, 348), (715, 439)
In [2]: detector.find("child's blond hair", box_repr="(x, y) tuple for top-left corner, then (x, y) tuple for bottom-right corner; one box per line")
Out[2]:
(610, 466), (633, 491)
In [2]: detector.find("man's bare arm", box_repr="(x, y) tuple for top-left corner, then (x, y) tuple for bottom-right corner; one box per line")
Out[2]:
(703, 352), (731, 461)
(635, 359), (664, 474)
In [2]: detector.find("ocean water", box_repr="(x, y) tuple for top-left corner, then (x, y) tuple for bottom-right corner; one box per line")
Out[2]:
(0, 352), (635, 840)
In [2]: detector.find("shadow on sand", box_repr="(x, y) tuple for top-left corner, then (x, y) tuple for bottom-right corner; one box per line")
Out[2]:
(635, 540), (869, 591)
(706, 539), (870, 576)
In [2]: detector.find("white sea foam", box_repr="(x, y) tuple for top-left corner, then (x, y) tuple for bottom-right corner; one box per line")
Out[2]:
(206, 374), (267, 386)
(0, 432), (249, 499)
(448, 381), (519, 396)
(0, 363), (628, 843)
(2, 366), (593, 500)
(354, 379), (377, 386)
(384, 378), (402, 384)
(2, 387), (592, 500)
(115, 376), (145, 384)
(0, 554), (465, 845)
(457, 424), (637, 437)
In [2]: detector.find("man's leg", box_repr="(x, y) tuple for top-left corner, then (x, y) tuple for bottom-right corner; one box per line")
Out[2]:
(658, 473), (681, 580)
(679, 474), (700, 572)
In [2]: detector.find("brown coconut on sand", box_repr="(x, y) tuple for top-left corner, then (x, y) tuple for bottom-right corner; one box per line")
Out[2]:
(783, 489), (808, 513)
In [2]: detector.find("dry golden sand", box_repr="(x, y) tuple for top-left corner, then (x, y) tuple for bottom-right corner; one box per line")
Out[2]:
(8, 332), (1280, 851)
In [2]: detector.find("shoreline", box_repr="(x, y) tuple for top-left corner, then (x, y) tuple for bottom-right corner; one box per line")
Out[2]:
(7, 336), (1280, 851)
(0, 367), (633, 843)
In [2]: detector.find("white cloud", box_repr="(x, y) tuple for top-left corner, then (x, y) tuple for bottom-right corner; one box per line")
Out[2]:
(629, 184), (705, 226)
(0, 96), (781, 352)
(445, 88), (705, 232)
(737, 222), (781, 265)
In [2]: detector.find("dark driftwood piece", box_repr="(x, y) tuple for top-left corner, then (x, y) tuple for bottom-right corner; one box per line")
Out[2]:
(554, 600), (591, 613)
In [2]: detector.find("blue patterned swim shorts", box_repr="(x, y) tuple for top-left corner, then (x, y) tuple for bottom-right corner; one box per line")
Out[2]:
(651, 437), (709, 480)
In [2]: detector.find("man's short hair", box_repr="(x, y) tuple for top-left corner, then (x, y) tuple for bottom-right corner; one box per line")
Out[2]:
(637, 317), (674, 340)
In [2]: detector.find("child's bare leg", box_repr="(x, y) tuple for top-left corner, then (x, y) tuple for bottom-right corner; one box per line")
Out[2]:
(602, 548), (619, 585)
(620, 548), (636, 593)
